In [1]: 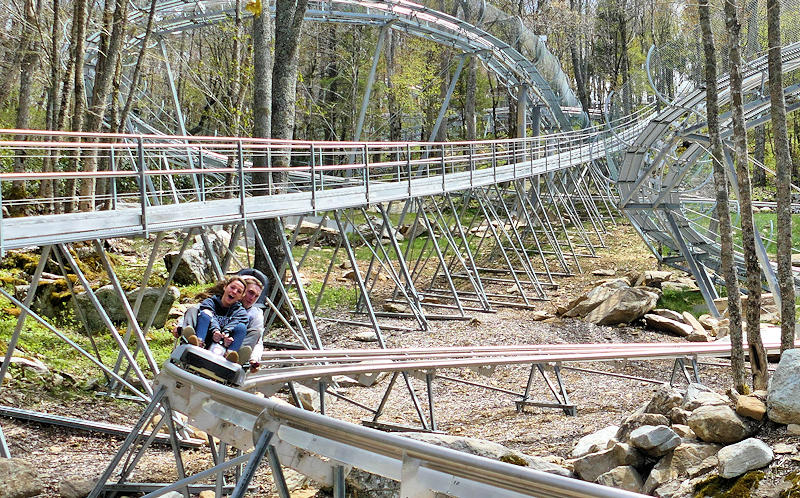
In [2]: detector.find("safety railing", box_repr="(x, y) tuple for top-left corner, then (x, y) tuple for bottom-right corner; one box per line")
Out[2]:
(0, 107), (652, 251)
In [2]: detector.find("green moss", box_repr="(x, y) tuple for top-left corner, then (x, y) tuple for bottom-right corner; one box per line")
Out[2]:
(781, 472), (800, 498)
(499, 454), (528, 466)
(2, 251), (40, 273)
(695, 471), (765, 497)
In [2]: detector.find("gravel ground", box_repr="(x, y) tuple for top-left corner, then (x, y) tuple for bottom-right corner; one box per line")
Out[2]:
(2, 225), (798, 497)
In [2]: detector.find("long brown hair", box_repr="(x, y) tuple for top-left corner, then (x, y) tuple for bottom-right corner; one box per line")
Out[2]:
(195, 276), (247, 300)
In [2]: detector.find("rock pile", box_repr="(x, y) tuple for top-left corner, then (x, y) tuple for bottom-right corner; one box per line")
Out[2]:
(557, 277), (660, 325)
(569, 351), (800, 496)
(643, 310), (727, 341)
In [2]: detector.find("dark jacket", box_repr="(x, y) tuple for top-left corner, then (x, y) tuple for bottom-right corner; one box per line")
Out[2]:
(198, 295), (249, 333)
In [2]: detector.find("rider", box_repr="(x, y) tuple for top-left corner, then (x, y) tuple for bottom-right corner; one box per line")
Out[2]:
(180, 276), (250, 363)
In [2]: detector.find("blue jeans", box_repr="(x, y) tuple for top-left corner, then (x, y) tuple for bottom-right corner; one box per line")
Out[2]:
(196, 311), (247, 352)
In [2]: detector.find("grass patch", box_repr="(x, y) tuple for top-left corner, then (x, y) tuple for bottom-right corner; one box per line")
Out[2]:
(303, 281), (358, 310)
(730, 212), (800, 256)
(657, 288), (709, 316)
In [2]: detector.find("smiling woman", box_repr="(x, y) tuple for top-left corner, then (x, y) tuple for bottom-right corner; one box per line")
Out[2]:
(176, 276), (250, 363)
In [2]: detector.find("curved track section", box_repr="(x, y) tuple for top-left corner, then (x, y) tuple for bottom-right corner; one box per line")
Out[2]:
(114, 0), (574, 130)
(617, 42), (800, 311)
(89, 336), (794, 496)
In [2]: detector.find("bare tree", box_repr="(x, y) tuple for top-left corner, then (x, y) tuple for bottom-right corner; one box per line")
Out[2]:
(725, 0), (768, 390)
(117, 0), (158, 132)
(10, 0), (43, 211)
(79, 0), (128, 211)
(65, 0), (89, 213)
(766, 0), (796, 352)
(251, 1), (284, 281)
(699, 0), (746, 391)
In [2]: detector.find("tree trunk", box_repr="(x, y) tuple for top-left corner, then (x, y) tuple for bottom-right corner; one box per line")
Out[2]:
(65, 0), (89, 213)
(79, 0), (128, 211)
(699, 0), (746, 391)
(10, 0), (43, 212)
(254, 0), (309, 280)
(251, 4), (282, 279)
(386, 29), (402, 142)
(40, 0), (62, 210)
(725, 0), (768, 391)
(766, 0), (796, 352)
(117, 0), (158, 132)
(461, 0), (477, 140)
(752, 126), (767, 187)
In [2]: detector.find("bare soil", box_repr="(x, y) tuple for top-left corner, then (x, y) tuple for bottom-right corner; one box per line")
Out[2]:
(2, 225), (798, 497)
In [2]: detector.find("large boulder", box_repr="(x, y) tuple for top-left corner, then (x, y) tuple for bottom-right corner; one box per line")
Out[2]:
(59, 477), (96, 498)
(0, 458), (43, 498)
(671, 442), (722, 476)
(616, 412), (670, 442)
(573, 442), (642, 482)
(645, 384), (685, 416)
(642, 442), (720, 495)
(767, 349), (800, 424)
(563, 279), (631, 318)
(585, 287), (660, 325)
(736, 395), (767, 421)
(164, 248), (212, 285)
(643, 454), (676, 494)
(717, 438), (773, 478)
(629, 425), (680, 457)
(571, 426), (619, 458)
(72, 285), (179, 333)
(595, 466), (644, 493)
(683, 383), (728, 411)
(688, 405), (754, 444)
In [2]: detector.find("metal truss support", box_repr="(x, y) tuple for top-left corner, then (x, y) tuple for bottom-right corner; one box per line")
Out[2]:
(670, 357), (700, 386)
(722, 148), (782, 309)
(230, 429), (281, 498)
(0, 290), (149, 399)
(426, 195), (488, 312)
(159, 37), (200, 198)
(354, 23), (390, 142)
(0, 424), (9, 458)
(333, 210), (387, 347)
(379, 205), (429, 330)
(517, 363), (576, 416)
(664, 211), (721, 317)
(251, 220), (314, 349)
(278, 218), (324, 349)
(352, 207), (427, 329)
(58, 243), (154, 397)
(89, 386), (258, 498)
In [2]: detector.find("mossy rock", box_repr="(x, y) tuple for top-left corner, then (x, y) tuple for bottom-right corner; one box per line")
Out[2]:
(694, 471), (765, 497)
(499, 453), (528, 466)
(2, 250), (40, 273)
(781, 472), (800, 498)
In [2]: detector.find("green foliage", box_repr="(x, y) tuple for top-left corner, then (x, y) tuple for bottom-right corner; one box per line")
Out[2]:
(657, 287), (707, 316)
